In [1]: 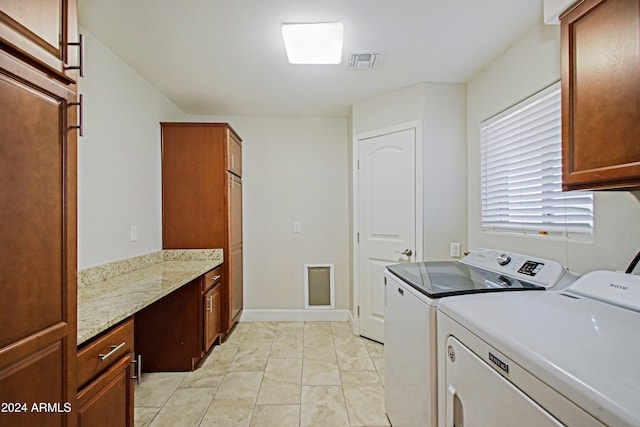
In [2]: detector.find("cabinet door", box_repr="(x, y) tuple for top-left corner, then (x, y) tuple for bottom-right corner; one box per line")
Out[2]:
(77, 354), (134, 427)
(228, 174), (243, 326)
(203, 285), (221, 351)
(161, 123), (226, 249)
(227, 131), (242, 177)
(0, 0), (79, 83)
(561, 0), (640, 190)
(229, 246), (244, 327)
(229, 174), (243, 247)
(0, 51), (77, 426)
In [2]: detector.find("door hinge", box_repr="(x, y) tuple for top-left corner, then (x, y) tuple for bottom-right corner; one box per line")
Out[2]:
(357, 160), (360, 170)
(357, 306), (360, 317)
(357, 232), (359, 243)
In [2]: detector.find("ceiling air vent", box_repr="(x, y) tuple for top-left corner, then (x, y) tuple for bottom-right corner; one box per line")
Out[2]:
(348, 52), (380, 69)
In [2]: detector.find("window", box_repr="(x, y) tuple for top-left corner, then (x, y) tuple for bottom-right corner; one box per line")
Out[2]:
(480, 82), (593, 238)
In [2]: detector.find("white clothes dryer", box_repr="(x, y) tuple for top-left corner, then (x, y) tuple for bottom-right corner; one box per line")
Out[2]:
(436, 270), (640, 427)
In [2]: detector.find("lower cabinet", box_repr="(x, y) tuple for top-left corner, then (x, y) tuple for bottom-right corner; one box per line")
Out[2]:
(204, 279), (222, 351)
(77, 355), (134, 427)
(76, 318), (134, 427)
(135, 266), (223, 372)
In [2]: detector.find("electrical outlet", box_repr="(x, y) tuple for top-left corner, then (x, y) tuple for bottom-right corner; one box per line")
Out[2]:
(130, 225), (137, 242)
(450, 242), (461, 258)
(293, 222), (302, 233)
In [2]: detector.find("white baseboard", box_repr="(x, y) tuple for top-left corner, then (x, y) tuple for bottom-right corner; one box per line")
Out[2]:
(240, 309), (351, 322)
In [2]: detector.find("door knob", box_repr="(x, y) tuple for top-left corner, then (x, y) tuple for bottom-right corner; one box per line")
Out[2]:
(396, 249), (413, 257)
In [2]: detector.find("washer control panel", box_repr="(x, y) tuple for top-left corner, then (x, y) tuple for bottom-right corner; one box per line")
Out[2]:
(461, 248), (565, 288)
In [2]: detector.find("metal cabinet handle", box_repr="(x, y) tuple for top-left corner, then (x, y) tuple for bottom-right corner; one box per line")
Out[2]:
(66, 34), (84, 77)
(98, 342), (125, 361)
(131, 354), (143, 385)
(69, 94), (84, 137)
(207, 296), (213, 313)
(212, 275), (221, 281)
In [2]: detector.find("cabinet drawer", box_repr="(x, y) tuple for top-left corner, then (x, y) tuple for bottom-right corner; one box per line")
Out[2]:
(77, 318), (134, 389)
(203, 266), (222, 292)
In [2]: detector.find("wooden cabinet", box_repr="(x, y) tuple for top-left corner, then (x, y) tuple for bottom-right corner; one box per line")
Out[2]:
(77, 356), (133, 427)
(561, 0), (640, 190)
(0, 0), (80, 84)
(0, 2), (78, 425)
(134, 267), (222, 372)
(135, 278), (203, 372)
(229, 174), (243, 326)
(76, 319), (134, 427)
(203, 270), (222, 351)
(161, 122), (243, 337)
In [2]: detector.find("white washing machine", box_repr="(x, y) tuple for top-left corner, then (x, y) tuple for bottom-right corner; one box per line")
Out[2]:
(437, 270), (640, 427)
(384, 248), (578, 427)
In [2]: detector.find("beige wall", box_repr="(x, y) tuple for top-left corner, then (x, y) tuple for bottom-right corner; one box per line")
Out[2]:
(78, 27), (351, 312)
(352, 82), (468, 261)
(190, 116), (351, 311)
(467, 23), (640, 274)
(77, 29), (186, 269)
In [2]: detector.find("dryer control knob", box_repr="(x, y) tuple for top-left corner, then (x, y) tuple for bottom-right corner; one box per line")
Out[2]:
(497, 253), (512, 266)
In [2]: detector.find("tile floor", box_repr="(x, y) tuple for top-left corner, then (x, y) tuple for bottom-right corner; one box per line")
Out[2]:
(134, 321), (389, 427)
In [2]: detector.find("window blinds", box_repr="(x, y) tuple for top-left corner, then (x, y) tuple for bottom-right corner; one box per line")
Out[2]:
(480, 82), (593, 238)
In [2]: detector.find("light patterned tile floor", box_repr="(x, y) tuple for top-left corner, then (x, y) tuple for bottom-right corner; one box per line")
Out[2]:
(134, 321), (388, 427)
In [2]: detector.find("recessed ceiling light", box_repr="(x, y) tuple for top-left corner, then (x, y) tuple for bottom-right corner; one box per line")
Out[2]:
(281, 23), (344, 65)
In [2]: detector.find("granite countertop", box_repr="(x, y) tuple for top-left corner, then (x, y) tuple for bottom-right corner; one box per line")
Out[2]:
(77, 250), (222, 345)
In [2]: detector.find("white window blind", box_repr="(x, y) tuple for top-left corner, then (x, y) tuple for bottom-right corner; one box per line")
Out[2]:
(480, 82), (593, 238)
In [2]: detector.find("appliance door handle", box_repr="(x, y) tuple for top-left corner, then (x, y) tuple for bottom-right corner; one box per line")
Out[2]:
(447, 385), (457, 427)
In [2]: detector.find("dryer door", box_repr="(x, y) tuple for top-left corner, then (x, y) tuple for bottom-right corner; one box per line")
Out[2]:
(443, 336), (562, 427)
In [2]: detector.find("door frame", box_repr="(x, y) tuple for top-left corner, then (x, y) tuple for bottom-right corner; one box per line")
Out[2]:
(351, 120), (424, 336)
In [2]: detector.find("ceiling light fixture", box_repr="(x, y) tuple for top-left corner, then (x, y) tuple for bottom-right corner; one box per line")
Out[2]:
(281, 22), (344, 64)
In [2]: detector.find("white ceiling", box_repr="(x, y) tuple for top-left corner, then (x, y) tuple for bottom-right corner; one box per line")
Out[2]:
(78, 0), (543, 117)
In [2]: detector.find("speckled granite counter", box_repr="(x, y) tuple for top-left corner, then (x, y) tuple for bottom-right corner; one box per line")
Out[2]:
(77, 249), (223, 345)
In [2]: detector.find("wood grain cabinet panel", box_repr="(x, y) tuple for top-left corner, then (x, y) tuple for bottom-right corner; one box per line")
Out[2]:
(0, 0), (79, 84)
(203, 284), (222, 351)
(561, 0), (640, 190)
(77, 319), (134, 389)
(77, 354), (133, 427)
(134, 278), (203, 372)
(0, 32), (77, 426)
(161, 122), (244, 337)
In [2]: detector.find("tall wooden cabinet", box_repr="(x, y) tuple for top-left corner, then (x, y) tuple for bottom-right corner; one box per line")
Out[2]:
(561, 0), (640, 190)
(161, 123), (243, 336)
(0, 1), (79, 426)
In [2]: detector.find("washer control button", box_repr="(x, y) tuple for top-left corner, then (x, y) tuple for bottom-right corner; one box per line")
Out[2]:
(497, 253), (512, 266)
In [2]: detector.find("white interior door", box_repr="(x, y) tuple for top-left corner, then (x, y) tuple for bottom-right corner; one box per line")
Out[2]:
(357, 126), (418, 343)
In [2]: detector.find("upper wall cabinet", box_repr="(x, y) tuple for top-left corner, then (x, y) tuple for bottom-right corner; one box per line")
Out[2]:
(561, 0), (640, 191)
(0, 0), (80, 84)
